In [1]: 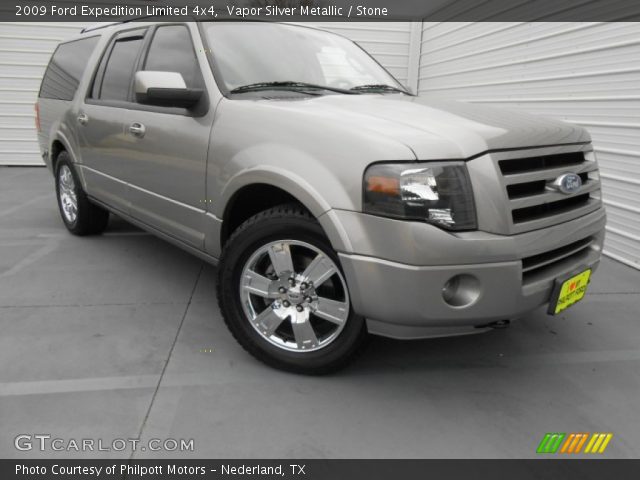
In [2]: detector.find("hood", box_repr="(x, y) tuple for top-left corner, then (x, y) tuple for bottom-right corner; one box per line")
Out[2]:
(254, 94), (590, 160)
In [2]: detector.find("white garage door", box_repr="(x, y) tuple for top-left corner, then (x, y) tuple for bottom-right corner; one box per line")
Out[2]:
(0, 22), (90, 165)
(418, 22), (640, 269)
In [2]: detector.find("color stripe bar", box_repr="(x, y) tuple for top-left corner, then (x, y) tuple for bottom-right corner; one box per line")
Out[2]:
(584, 434), (599, 453)
(590, 433), (606, 453)
(537, 433), (553, 453)
(537, 433), (566, 453)
(584, 433), (613, 453)
(574, 433), (589, 453)
(560, 433), (591, 454)
(542, 433), (613, 454)
(567, 433), (581, 453)
(598, 433), (613, 453)
(560, 434), (575, 454)
(536, 432), (613, 454)
(549, 434), (564, 453)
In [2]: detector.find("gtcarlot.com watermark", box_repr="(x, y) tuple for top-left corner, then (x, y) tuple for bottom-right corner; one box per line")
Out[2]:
(15, 434), (194, 453)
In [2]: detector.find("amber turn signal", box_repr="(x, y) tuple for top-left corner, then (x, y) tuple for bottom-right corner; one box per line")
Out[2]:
(366, 175), (400, 195)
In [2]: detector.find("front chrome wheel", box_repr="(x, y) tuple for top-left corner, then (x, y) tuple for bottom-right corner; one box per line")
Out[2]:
(58, 164), (78, 224)
(240, 240), (350, 353)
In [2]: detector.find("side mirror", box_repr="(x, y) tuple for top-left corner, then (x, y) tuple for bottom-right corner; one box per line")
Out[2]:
(135, 71), (203, 109)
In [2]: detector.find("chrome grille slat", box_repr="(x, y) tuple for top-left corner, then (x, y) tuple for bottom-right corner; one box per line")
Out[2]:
(509, 180), (600, 209)
(511, 198), (601, 230)
(502, 161), (597, 185)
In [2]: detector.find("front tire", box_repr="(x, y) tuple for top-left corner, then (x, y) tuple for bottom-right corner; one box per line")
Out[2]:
(217, 204), (367, 374)
(55, 152), (109, 236)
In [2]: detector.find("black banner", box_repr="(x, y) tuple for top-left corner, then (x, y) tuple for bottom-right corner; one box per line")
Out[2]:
(5, 0), (640, 22)
(3, 459), (640, 480)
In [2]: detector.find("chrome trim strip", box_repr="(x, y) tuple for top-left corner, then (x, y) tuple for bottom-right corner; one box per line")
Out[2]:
(80, 165), (206, 214)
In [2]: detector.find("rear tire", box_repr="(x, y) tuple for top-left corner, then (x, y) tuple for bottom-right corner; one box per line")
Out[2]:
(55, 152), (109, 236)
(217, 204), (368, 375)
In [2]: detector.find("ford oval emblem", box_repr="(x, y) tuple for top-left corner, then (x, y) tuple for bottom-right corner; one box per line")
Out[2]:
(552, 173), (582, 194)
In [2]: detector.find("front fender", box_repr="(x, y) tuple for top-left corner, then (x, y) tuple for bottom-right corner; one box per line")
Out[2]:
(217, 166), (354, 253)
(220, 166), (332, 219)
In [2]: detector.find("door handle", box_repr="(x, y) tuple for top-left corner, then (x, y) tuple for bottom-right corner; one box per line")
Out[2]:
(129, 122), (146, 138)
(77, 113), (88, 126)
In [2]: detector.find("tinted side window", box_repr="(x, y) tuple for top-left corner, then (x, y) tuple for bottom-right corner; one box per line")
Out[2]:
(99, 37), (144, 101)
(144, 25), (203, 88)
(39, 37), (99, 100)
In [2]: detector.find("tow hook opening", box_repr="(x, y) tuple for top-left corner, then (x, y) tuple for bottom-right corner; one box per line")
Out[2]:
(476, 319), (511, 329)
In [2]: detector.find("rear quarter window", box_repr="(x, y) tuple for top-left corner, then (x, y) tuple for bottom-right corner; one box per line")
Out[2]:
(39, 36), (100, 100)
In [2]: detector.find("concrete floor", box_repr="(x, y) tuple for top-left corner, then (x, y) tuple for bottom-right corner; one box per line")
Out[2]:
(1, 166), (640, 459)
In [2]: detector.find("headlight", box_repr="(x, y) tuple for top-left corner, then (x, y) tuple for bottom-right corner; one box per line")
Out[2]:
(363, 161), (477, 231)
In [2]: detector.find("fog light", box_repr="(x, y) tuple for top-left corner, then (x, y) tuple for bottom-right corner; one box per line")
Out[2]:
(442, 274), (481, 307)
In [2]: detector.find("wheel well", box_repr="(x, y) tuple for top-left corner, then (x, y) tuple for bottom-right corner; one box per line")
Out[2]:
(221, 184), (310, 246)
(50, 140), (65, 173)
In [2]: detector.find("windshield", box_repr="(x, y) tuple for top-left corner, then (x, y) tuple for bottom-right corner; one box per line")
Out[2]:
(203, 22), (405, 93)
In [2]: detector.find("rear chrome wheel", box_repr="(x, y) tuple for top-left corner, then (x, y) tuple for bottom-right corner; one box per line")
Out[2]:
(58, 164), (78, 224)
(240, 240), (349, 353)
(54, 152), (109, 236)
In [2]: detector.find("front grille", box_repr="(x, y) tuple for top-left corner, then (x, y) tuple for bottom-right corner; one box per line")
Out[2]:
(498, 150), (601, 232)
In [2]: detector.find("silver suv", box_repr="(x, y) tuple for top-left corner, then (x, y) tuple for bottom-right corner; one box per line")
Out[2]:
(37, 21), (606, 374)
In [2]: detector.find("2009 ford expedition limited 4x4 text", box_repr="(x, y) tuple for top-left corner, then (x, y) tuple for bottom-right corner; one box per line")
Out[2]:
(37, 21), (605, 373)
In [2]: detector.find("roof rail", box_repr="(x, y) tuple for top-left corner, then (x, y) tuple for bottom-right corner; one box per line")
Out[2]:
(80, 22), (120, 33)
(80, 16), (157, 34)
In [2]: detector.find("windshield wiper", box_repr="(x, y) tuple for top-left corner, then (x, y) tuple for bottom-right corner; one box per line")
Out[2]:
(350, 84), (411, 94)
(230, 81), (357, 95)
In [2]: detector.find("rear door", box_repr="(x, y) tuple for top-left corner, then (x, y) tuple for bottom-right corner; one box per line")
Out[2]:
(76, 27), (148, 214)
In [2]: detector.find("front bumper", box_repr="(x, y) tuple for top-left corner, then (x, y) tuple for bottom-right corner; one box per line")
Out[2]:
(329, 208), (606, 339)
